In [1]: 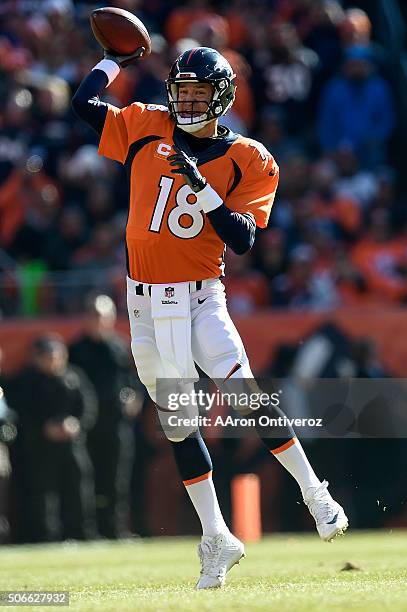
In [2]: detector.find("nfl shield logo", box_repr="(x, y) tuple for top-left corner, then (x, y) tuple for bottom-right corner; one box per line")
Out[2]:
(165, 287), (174, 298)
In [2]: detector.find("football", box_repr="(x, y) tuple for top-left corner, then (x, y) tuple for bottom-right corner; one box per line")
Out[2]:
(90, 6), (151, 57)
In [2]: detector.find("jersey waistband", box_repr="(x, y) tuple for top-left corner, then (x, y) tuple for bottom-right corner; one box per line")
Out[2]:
(127, 277), (217, 297)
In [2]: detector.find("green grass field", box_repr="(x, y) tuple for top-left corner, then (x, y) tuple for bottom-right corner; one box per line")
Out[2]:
(0, 531), (406, 611)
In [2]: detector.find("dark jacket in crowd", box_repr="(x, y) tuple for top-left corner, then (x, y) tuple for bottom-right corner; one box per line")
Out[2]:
(4, 364), (97, 543)
(4, 365), (97, 445)
(69, 334), (137, 430)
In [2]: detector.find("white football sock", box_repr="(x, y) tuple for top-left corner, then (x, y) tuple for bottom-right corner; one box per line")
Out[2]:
(184, 472), (229, 536)
(272, 438), (321, 497)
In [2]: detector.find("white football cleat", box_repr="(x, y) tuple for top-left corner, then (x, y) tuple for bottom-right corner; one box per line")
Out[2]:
(304, 480), (349, 542)
(196, 532), (245, 589)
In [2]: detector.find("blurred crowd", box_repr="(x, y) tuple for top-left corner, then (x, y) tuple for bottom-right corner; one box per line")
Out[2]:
(0, 0), (405, 317)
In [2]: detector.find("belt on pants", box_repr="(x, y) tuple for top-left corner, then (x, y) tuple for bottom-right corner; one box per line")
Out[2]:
(134, 279), (209, 297)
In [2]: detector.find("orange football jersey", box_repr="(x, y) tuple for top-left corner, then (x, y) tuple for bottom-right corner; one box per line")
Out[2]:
(98, 102), (279, 283)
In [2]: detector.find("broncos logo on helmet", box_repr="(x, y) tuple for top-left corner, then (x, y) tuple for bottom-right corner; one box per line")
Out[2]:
(165, 47), (236, 133)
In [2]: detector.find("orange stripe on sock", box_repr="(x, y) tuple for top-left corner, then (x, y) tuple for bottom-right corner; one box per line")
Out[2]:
(183, 470), (213, 486)
(271, 437), (297, 455)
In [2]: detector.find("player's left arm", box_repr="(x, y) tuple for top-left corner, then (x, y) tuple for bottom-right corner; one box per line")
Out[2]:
(168, 147), (259, 254)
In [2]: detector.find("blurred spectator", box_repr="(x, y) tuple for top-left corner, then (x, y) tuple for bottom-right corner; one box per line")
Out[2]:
(0, 157), (60, 251)
(308, 159), (361, 241)
(318, 45), (395, 168)
(302, 0), (344, 83)
(351, 209), (407, 303)
(251, 22), (320, 136)
(218, 0), (249, 49)
(223, 250), (270, 315)
(254, 106), (304, 164)
(254, 228), (287, 282)
(339, 7), (372, 48)
(8, 166), (60, 262)
(351, 339), (388, 378)
(339, 7), (389, 75)
(333, 248), (369, 306)
(189, 14), (254, 130)
(277, 152), (311, 201)
(290, 322), (356, 378)
(72, 224), (120, 271)
(131, 34), (169, 106)
(69, 295), (144, 539)
(272, 244), (339, 309)
(4, 334), (97, 543)
(44, 206), (88, 271)
(164, 0), (215, 46)
(333, 144), (378, 210)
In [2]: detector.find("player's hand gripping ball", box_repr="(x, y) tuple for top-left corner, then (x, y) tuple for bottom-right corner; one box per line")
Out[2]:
(90, 6), (151, 67)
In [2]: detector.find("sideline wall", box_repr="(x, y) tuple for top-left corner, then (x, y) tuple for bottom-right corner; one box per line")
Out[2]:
(1, 307), (407, 376)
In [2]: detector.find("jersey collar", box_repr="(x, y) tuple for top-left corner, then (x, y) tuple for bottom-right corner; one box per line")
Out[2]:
(173, 125), (239, 166)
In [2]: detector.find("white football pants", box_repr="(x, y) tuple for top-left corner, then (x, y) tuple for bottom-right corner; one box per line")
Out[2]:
(126, 276), (254, 409)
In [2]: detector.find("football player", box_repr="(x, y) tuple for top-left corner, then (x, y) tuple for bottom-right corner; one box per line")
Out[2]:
(72, 45), (348, 589)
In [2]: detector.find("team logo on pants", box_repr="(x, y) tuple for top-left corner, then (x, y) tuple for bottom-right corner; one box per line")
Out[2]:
(165, 287), (175, 298)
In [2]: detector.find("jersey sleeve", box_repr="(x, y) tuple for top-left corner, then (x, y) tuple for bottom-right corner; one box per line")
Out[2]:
(98, 102), (149, 164)
(225, 143), (279, 229)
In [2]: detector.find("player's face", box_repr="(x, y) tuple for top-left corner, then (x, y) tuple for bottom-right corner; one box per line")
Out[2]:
(177, 82), (214, 118)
